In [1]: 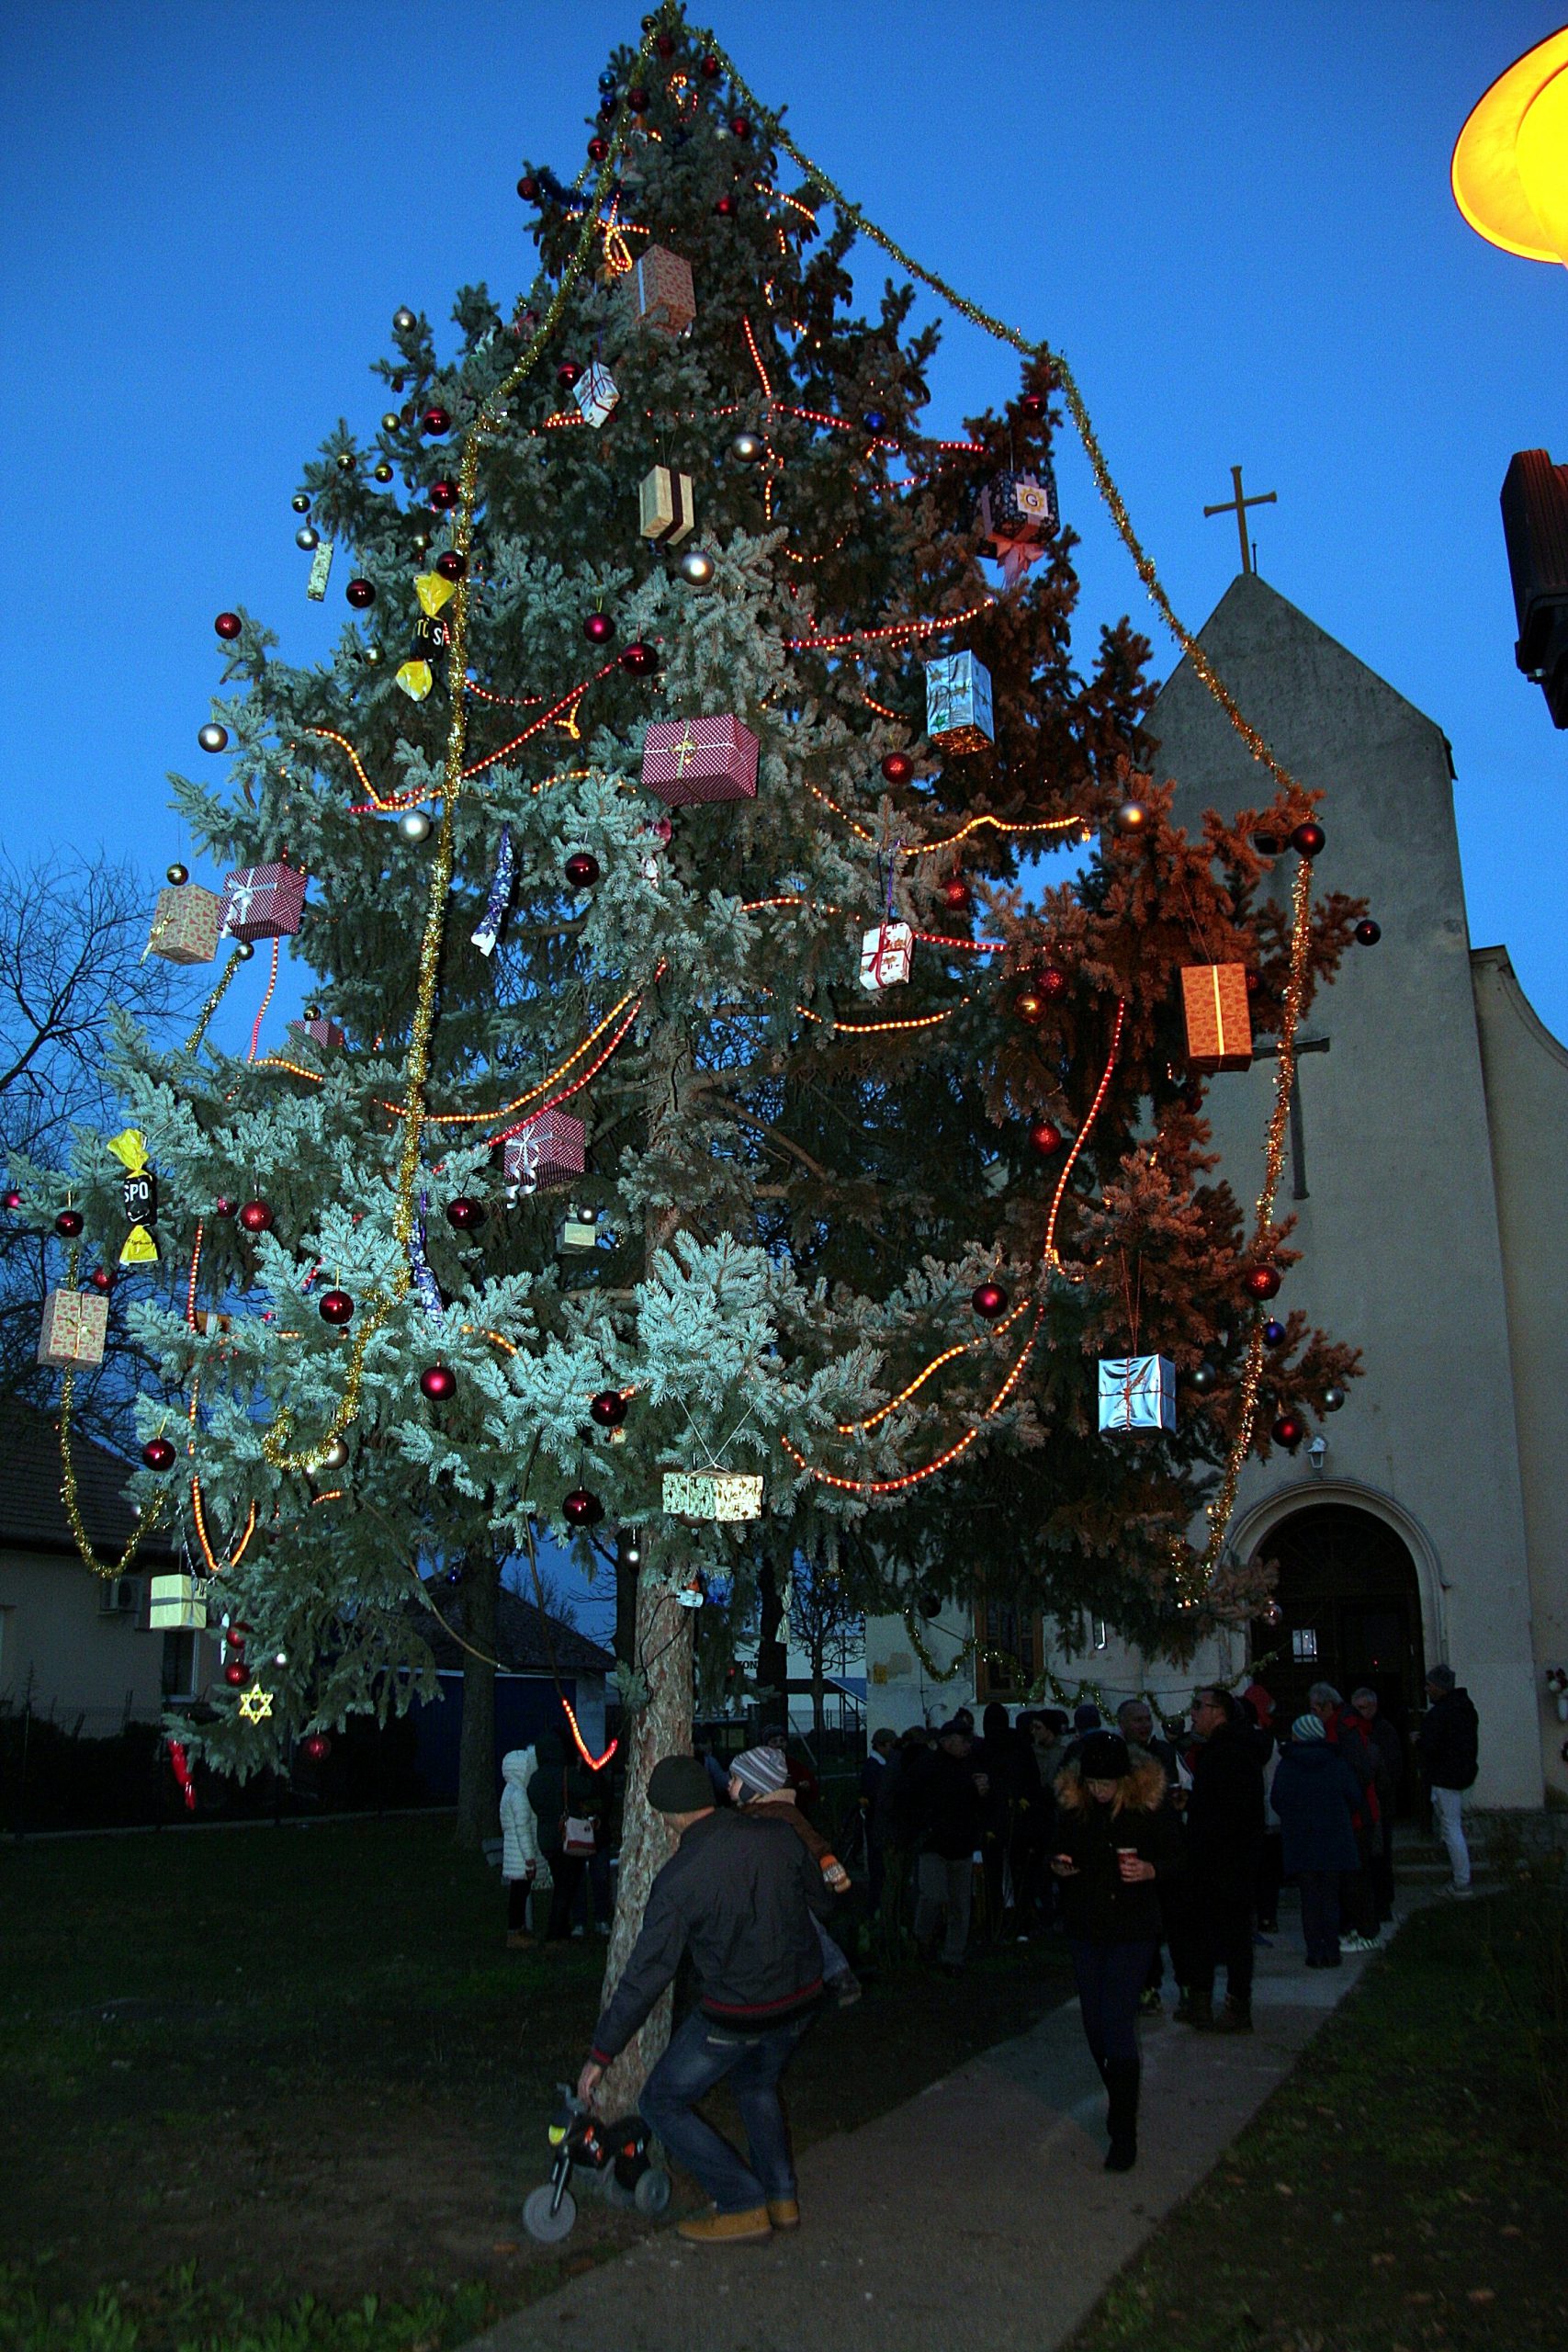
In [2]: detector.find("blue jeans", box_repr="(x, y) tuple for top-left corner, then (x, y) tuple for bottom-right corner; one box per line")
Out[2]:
(1067, 1937), (1157, 2066)
(639, 2007), (815, 2213)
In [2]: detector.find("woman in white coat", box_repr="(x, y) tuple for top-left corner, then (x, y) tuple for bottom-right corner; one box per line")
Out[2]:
(500, 1745), (550, 1948)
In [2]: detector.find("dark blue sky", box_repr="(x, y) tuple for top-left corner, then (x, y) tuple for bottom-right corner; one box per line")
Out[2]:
(3, 1), (1562, 1055)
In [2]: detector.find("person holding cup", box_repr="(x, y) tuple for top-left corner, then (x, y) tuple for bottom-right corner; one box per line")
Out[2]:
(1051, 1729), (1185, 2172)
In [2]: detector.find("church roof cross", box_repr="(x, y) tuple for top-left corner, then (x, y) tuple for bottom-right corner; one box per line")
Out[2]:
(1203, 463), (1278, 574)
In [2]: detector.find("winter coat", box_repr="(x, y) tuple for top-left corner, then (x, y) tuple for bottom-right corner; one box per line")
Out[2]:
(500, 1746), (547, 1883)
(526, 1728), (608, 1860)
(1186, 1718), (1266, 1883)
(1270, 1739), (1362, 1875)
(1364, 1713), (1404, 1805)
(908, 1745), (985, 1860)
(589, 1809), (831, 2065)
(1418, 1690), (1480, 1792)
(741, 1787), (849, 1891)
(1053, 1756), (1186, 1943)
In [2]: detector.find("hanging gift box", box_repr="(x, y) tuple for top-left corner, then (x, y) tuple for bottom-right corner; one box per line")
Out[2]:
(572, 360), (619, 427)
(502, 1108), (586, 1193)
(556, 1210), (601, 1254)
(662, 1470), (764, 1521)
(222, 862), (306, 943)
(1179, 963), (1253, 1073)
(859, 921), (914, 990)
(977, 466), (1057, 549)
(1098, 1354), (1176, 1434)
(288, 1016), (345, 1051)
(306, 541), (334, 601)
(38, 1288), (109, 1369)
(641, 715), (759, 807)
(924, 651), (994, 753)
(631, 244), (696, 336)
(146, 884), (221, 967)
(638, 464), (695, 546)
(192, 1308), (232, 1336)
(149, 1574), (206, 1632)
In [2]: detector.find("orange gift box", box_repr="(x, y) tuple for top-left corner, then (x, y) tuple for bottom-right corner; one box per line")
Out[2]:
(1179, 963), (1253, 1073)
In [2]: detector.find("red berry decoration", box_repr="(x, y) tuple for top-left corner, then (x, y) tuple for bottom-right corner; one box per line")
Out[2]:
(971, 1281), (1008, 1320)
(214, 611), (242, 640)
(88, 1267), (114, 1294)
(141, 1436), (177, 1471)
(319, 1288), (355, 1326)
(422, 406), (450, 435)
(583, 611), (615, 646)
(563, 1486), (604, 1527)
(729, 115), (750, 139)
(301, 1733), (332, 1763)
(881, 752), (913, 785)
(587, 136), (609, 163)
(445, 1196), (486, 1232)
(434, 551), (466, 582)
(715, 196), (737, 218)
(345, 578), (376, 609)
(941, 878), (972, 914)
(589, 1388), (627, 1429)
(54, 1208), (84, 1238)
(564, 851), (601, 889)
(1272, 1411), (1306, 1451)
(1292, 820), (1325, 857)
(1028, 1120), (1064, 1156)
(214, 1195), (237, 1218)
(1355, 918), (1381, 945)
(699, 53), (722, 77)
(419, 1363), (456, 1401)
(618, 641), (657, 676)
(1244, 1265), (1282, 1301)
(557, 359), (583, 390)
(429, 479), (457, 513)
(517, 174), (540, 200)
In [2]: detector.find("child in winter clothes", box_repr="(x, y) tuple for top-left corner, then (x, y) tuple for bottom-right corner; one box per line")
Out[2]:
(500, 1745), (548, 1948)
(728, 1744), (862, 2006)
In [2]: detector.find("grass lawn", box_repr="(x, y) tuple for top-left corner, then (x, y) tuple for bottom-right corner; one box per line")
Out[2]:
(1067, 1878), (1568, 2352)
(0, 1816), (1069, 2351)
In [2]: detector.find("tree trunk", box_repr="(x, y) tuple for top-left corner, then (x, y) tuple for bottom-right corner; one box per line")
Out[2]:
(454, 1553), (499, 1850)
(595, 1566), (695, 2112)
(614, 1522), (638, 1669)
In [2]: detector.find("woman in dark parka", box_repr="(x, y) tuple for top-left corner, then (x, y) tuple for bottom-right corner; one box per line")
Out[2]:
(1270, 1713), (1362, 1966)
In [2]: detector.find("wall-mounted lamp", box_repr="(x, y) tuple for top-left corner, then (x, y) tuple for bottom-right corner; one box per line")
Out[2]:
(1306, 1435), (1328, 1475)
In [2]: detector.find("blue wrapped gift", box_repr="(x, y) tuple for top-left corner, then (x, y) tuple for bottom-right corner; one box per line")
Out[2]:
(1098, 1354), (1176, 1434)
(924, 650), (995, 753)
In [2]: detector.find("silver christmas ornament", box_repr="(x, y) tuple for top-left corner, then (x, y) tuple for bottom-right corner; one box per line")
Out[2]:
(399, 809), (433, 843)
(1323, 1384), (1347, 1411)
(197, 722), (229, 754)
(233, 939), (255, 960)
(730, 430), (765, 464)
(363, 644), (383, 664)
(296, 526), (320, 550)
(291, 493), (310, 514)
(678, 548), (716, 587)
(323, 1437), (350, 1472)
(165, 862), (189, 886)
(393, 307), (417, 333)
(1114, 799), (1150, 836)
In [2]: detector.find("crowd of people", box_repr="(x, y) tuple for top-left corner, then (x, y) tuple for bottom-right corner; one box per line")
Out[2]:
(502, 1666), (1480, 2245)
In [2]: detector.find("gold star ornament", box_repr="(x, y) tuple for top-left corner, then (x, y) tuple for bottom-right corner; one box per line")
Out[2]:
(237, 1681), (274, 1724)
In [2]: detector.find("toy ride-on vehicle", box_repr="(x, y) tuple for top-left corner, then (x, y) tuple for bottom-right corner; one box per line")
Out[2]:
(522, 2085), (671, 2243)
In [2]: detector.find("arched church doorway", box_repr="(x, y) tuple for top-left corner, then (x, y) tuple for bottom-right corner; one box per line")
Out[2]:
(1250, 1503), (1427, 1812)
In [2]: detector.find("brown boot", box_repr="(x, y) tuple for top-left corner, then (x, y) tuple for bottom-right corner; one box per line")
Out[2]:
(766, 2198), (800, 2230)
(676, 2205), (773, 2245)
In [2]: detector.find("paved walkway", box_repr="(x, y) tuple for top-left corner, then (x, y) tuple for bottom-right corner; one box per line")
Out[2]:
(468, 1908), (1397, 2352)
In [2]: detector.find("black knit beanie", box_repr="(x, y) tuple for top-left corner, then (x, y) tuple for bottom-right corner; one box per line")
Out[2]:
(1078, 1730), (1131, 1780)
(646, 1754), (715, 1814)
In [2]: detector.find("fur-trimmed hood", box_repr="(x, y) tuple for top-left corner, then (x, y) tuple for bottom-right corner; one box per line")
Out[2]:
(1055, 1748), (1168, 1815)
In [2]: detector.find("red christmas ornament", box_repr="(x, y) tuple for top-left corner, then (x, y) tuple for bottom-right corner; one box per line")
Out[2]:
(54, 1208), (84, 1238)
(587, 136), (610, 163)
(141, 1436), (177, 1471)
(419, 1363), (456, 1401)
(301, 1733), (332, 1763)
(517, 175), (540, 200)
(656, 32), (675, 55)
(1244, 1265), (1282, 1301)
(2, 1187), (21, 1210)
(589, 1388), (627, 1429)
(941, 877), (972, 914)
(345, 578), (376, 609)
(715, 195), (737, 218)
(1292, 820), (1325, 857)
(627, 85), (650, 110)
(564, 851), (601, 889)
(445, 1196), (486, 1232)
(225, 1625), (248, 1648)
(88, 1265), (114, 1293)
(881, 752), (913, 785)
(699, 53), (722, 77)
(434, 551), (466, 582)
(223, 1662), (246, 1688)
(214, 611), (242, 640)
(729, 115), (751, 139)
(214, 1195), (237, 1218)
(583, 611), (615, 645)
(971, 1281), (1008, 1320)
(618, 641), (657, 676)
(1014, 989), (1046, 1023)
(429, 479), (457, 513)
(239, 1199), (274, 1235)
(563, 1486), (604, 1527)
(422, 406), (450, 435)
(1355, 918), (1381, 945)
(318, 1288), (355, 1326)
(1271, 1411), (1306, 1451)
(1028, 1119), (1064, 1156)
(557, 359), (583, 390)
(1039, 967), (1068, 1000)
(1021, 393), (1046, 417)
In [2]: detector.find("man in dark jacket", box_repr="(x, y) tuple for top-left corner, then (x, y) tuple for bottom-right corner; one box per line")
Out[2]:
(909, 1721), (987, 1971)
(859, 1727), (897, 1916)
(577, 1753), (830, 2245)
(1351, 1687), (1404, 1922)
(1310, 1681), (1381, 1948)
(1179, 1687), (1265, 2031)
(1416, 1665), (1480, 1894)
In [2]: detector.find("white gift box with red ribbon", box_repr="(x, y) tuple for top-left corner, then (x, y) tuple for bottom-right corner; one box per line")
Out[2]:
(859, 921), (914, 990)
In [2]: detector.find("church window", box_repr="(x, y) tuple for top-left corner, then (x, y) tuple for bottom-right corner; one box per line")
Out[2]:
(1292, 1627), (1319, 1662)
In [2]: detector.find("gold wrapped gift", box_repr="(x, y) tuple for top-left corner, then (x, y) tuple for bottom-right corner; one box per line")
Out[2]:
(662, 1470), (763, 1521)
(149, 1574), (206, 1631)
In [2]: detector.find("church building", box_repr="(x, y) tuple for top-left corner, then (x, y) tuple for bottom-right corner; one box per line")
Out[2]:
(865, 571), (1565, 1813)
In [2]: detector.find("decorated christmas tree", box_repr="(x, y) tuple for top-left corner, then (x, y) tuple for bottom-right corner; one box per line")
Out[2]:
(9, 11), (1370, 2098)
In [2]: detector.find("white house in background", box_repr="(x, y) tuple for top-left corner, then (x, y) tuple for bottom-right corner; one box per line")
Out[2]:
(867, 573), (1565, 1813)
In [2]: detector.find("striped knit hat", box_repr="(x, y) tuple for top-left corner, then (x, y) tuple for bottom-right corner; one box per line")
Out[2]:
(730, 1744), (790, 1800)
(1292, 1713), (1326, 1742)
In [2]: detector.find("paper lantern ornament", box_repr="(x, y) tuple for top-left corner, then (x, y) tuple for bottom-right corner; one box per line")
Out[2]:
(631, 244), (696, 336)
(639, 464), (695, 547)
(662, 1470), (764, 1521)
(1098, 1354), (1177, 1434)
(38, 1288), (108, 1368)
(502, 1109), (586, 1194)
(641, 716), (759, 807)
(859, 921), (914, 990)
(1179, 964), (1253, 1074)
(222, 863), (305, 943)
(146, 884), (222, 966)
(924, 651), (994, 753)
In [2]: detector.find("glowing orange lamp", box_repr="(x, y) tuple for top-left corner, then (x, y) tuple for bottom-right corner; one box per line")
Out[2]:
(1451, 25), (1568, 266)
